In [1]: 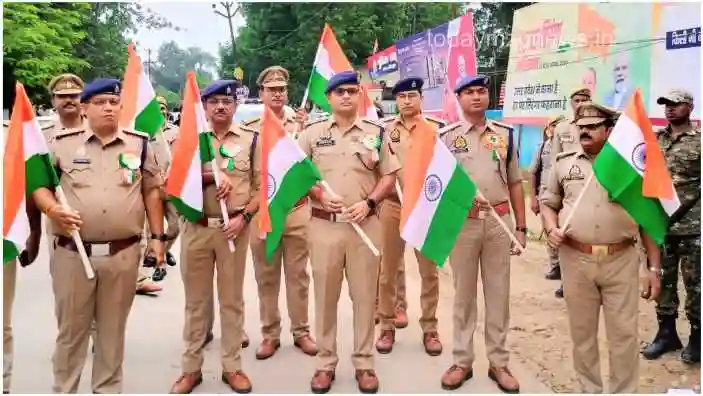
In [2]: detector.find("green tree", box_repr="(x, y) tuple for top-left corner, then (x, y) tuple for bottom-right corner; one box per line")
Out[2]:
(151, 41), (217, 96)
(219, 3), (455, 103)
(3, 3), (89, 102)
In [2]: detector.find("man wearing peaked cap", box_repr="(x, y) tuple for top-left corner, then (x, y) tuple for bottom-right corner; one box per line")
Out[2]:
(439, 73), (526, 393)
(375, 76), (446, 358)
(32, 76), (166, 393)
(540, 99), (660, 393)
(45, 73), (86, 138)
(643, 88), (701, 364)
(171, 76), (260, 394)
(244, 65), (318, 361)
(298, 69), (401, 393)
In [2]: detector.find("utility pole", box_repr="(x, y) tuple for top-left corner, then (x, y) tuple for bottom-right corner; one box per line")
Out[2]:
(213, 2), (241, 76)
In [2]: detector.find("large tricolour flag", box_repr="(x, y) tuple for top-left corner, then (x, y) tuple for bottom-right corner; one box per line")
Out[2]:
(258, 106), (321, 261)
(120, 43), (165, 137)
(3, 84), (59, 263)
(592, 89), (680, 245)
(305, 24), (377, 120)
(400, 118), (476, 266)
(164, 72), (215, 222)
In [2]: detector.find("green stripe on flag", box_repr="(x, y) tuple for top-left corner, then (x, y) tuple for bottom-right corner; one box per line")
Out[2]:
(420, 165), (476, 266)
(264, 158), (321, 261)
(199, 132), (216, 163)
(307, 70), (331, 113)
(134, 98), (165, 137)
(167, 196), (204, 223)
(25, 153), (59, 196)
(3, 239), (20, 265)
(593, 143), (669, 245)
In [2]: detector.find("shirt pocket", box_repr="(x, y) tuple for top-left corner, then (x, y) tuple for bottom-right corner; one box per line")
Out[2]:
(64, 163), (93, 188)
(311, 146), (337, 173)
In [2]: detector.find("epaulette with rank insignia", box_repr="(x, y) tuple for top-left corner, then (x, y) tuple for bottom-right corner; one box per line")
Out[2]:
(490, 120), (514, 131)
(123, 128), (149, 139)
(303, 117), (328, 129)
(438, 122), (463, 138)
(41, 121), (56, 132)
(54, 127), (85, 139)
(241, 117), (260, 127)
(238, 123), (258, 134)
(361, 118), (384, 128)
(555, 151), (578, 162)
(424, 115), (447, 128)
(379, 115), (397, 124)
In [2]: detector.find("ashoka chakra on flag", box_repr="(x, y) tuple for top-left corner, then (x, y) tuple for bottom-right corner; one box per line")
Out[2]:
(424, 174), (443, 202)
(267, 173), (277, 200)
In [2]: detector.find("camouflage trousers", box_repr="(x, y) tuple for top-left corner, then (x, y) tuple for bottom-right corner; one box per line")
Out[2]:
(656, 235), (701, 322)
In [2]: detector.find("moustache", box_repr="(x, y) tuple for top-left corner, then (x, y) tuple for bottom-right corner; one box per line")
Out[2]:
(580, 133), (592, 139)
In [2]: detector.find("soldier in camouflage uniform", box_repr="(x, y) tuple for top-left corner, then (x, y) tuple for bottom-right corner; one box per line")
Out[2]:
(642, 89), (701, 364)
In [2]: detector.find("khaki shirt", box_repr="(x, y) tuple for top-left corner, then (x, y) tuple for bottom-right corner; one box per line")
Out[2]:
(529, 136), (556, 196)
(49, 127), (162, 241)
(202, 124), (260, 217)
(439, 119), (522, 205)
(42, 117), (87, 142)
(149, 123), (177, 173)
(381, 114), (446, 186)
(298, 117), (400, 207)
(541, 150), (638, 244)
(550, 117), (580, 162)
(241, 114), (298, 136)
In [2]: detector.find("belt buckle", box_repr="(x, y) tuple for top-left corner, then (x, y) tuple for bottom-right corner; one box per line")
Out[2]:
(591, 244), (608, 257)
(477, 209), (487, 220)
(207, 218), (223, 228)
(332, 213), (349, 223)
(91, 243), (110, 257)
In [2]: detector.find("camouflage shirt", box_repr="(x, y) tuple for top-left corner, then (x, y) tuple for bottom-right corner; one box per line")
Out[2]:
(658, 122), (701, 236)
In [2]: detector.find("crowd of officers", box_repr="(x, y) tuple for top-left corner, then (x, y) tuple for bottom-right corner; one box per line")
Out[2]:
(1, 62), (698, 395)
(530, 86), (700, 393)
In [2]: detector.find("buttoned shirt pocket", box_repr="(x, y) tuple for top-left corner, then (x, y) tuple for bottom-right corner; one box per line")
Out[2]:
(64, 163), (93, 188)
(311, 145), (337, 173)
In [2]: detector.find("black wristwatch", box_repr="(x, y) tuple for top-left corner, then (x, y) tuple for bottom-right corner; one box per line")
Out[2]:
(151, 233), (168, 242)
(515, 226), (528, 233)
(242, 211), (254, 224)
(365, 198), (378, 215)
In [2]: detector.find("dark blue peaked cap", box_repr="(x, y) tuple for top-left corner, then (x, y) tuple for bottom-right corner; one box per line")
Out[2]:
(326, 71), (359, 94)
(392, 77), (424, 95)
(455, 75), (489, 94)
(80, 78), (121, 102)
(201, 80), (240, 101)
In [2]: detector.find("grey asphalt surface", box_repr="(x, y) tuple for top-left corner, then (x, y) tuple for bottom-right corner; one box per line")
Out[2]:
(8, 236), (551, 394)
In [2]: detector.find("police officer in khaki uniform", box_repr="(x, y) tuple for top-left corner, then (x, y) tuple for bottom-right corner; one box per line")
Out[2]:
(32, 78), (166, 393)
(44, 74), (86, 139)
(376, 77), (445, 356)
(547, 87), (591, 297)
(242, 66), (317, 360)
(438, 76), (526, 393)
(540, 102), (661, 393)
(298, 71), (399, 394)
(170, 80), (258, 394)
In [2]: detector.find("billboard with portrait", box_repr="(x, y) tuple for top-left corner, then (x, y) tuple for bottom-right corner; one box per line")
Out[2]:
(502, 2), (701, 126)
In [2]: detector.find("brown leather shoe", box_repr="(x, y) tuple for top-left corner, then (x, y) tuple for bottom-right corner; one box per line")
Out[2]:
(221, 370), (252, 394)
(394, 308), (408, 329)
(488, 366), (520, 394)
(441, 364), (473, 391)
(169, 372), (203, 394)
(294, 335), (318, 356)
(375, 329), (395, 354)
(242, 331), (250, 348)
(355, 369), (379, 394)
(137, 282), (162, 295)
(423, 331), (443, 356)
(310, 370), (335, 394)
(255, 339), (280, 360)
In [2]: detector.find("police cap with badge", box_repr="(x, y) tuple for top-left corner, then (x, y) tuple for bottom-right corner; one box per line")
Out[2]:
(570, 87), (592, 99)
(81, 78), (121, 102)
(257, 66), (289, 88)
(574, 102), (620, 126)
(392, 77), (423, 96)
(454, 75), (489, 94)
(201, 79), (240, 101)
(326, 71), (360, 94)
(48, 73), (84, 96)
(657, 89), (694, 106)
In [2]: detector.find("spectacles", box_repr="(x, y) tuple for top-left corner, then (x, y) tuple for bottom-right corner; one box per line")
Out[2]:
(264, 86), (287, 94)
(333, 87), (359, 96)
(206, 97), (236, 106)
(396, 92), (420, 101)
(88, 97), (120, 107)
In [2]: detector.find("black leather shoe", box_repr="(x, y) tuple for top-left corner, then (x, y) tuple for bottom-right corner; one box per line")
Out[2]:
(554, 285), (564, 298)
(643, 314), (683, 360)
(143, 254), (157, 268)
(681, 322), (700, 364)
(545, 267), (561, 280)
(166, 251), (177, 267)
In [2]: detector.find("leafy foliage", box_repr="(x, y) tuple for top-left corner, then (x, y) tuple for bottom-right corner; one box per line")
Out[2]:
(150, 41), (216, 108)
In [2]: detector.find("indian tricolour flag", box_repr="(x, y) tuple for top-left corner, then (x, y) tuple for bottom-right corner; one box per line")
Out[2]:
(3, 83), (59, 263)
(164, 72), (215, 222)
(305, 23), (377, 120)
(258, 106), (321, 261)
(119, 43), (165, 137)
(400, 117), (476, 266)
(592, 89), (680, 245)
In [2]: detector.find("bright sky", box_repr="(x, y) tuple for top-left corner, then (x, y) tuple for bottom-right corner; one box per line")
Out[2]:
(131, 2), (246, 75)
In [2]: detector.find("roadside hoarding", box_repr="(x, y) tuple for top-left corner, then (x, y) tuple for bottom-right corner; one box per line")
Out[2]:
(502, 2), (701, 126)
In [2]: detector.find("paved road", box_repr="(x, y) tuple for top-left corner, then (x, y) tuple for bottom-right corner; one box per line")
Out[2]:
(9, 236), (551, 394)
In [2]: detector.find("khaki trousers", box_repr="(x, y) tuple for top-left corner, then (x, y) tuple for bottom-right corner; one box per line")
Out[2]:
(51, 243), (141, 394)
(378, 200), (439, 332)
(450, 215), (513, 368)
(309, 216), (382, 371)
(396, 259), (407, 310)
(561, 245), (640, 394)
(3, 260), (17, 392)
(250, 204), (311, 341)
(179, 222), (249, 373)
